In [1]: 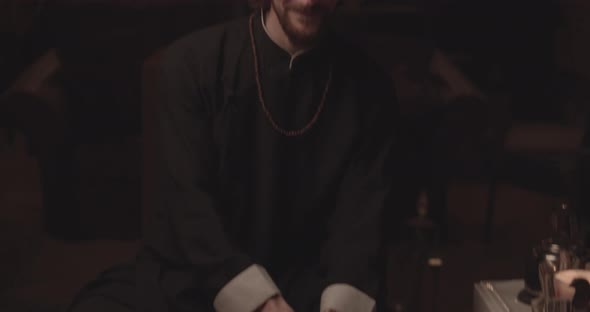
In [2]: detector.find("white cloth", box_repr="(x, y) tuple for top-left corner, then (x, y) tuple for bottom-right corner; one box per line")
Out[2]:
(320, 284), (376, 312)
(214, 265), (280, 312)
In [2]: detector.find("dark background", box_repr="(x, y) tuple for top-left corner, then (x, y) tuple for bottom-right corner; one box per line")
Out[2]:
(1, 0), (589, 311)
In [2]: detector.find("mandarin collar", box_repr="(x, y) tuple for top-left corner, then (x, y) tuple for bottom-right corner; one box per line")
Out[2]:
(252, 9), (332, 71)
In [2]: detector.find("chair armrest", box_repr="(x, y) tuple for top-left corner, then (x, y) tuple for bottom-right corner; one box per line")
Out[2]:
(430, 48), (486, 102)
(7, 49), (60, 94)
(3, 49), (64, 114)
(505, 123), (585, 155)
(1, 49), (65, 153)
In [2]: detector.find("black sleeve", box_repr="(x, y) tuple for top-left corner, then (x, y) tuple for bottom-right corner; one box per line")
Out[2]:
(150, 42), (253, 302)
(318, 67), (399, 301)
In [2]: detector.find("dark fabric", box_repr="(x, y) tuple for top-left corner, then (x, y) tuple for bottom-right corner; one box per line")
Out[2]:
(139, 10), (399, 311)
(67, 265), (136, 312)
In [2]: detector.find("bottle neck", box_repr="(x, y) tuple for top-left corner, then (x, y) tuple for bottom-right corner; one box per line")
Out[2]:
(550, 202), (584, 250)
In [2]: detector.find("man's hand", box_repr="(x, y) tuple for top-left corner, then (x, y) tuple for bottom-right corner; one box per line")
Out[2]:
(256, 295), (294, 312)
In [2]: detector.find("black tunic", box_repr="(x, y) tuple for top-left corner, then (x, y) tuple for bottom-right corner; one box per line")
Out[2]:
(139, 10), (399, 312)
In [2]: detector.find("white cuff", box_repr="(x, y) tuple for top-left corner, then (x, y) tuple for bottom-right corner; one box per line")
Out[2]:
(213, 264), (280, 312)
(320, 284), (376, 312)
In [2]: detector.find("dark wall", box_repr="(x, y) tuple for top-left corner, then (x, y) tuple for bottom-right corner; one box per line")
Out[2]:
(30, 1), (243, 138)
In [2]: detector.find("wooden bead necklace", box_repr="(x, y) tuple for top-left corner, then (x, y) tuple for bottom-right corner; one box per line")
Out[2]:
(248, 13), (333, 137)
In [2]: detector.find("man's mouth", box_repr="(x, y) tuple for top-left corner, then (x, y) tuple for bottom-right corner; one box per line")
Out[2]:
(291, 9), (323, 20)
(290, 5), (325, 16)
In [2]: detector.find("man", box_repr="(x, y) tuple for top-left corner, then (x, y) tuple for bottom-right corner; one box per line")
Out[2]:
(68, 0), (399, 311)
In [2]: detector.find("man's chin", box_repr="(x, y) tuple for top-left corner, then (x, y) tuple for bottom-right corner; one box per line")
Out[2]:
(287, 30), (320, 47)
(285, 22), (322, 45)
(291, 12), (323, 28)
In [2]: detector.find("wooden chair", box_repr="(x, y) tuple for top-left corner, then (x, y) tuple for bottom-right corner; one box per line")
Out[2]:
(140, 48), (164, 241)
(428, 48), (589, 243)
(484, 117), (587, 243)
(0, 46), (140, 311)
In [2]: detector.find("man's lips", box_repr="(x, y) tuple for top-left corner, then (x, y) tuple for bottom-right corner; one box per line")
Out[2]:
(290, 9), (323, 20)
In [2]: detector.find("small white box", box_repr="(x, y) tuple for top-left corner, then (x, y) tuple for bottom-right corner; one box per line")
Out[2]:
(473, 280), (531, 312)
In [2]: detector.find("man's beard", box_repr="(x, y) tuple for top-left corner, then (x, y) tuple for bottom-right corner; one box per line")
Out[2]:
(275, 2), (330, 47)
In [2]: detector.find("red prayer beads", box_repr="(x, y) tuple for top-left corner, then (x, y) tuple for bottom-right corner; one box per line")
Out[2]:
(248, 13), (333, 137)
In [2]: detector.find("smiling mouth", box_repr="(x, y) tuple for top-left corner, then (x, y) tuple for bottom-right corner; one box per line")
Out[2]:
(292, 10), (323, 22)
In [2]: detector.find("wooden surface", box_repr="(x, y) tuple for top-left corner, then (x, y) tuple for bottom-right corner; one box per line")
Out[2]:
(505, 124), (585, 154)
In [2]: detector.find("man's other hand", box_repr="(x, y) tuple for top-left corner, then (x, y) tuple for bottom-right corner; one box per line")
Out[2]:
(256, 295), (294, 312)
